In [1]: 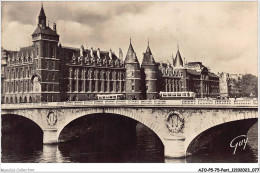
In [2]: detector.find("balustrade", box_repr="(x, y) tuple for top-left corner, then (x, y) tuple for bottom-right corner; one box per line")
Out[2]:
(1, 99), (258, 108)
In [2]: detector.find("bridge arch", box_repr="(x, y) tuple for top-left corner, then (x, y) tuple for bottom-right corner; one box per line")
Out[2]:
(185, 112), (258, 154)
(1, 113), (44, 142)
(1, 113), (45, 131)
(57, 108), (166, 146)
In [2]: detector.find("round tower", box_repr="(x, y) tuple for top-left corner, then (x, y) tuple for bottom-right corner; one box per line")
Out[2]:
(141, 42), (157, 99)
(124, 39), (141, 100)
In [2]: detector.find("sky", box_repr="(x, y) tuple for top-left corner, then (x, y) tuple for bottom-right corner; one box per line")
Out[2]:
(1, 1), (258, 75)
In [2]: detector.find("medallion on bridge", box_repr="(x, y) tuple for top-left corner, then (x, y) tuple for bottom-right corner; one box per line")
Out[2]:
(165, 112), (184, 133)
(47, 111), (57, 126)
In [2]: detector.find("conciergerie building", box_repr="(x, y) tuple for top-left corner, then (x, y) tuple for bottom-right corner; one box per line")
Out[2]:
(1, 6), (220, 103)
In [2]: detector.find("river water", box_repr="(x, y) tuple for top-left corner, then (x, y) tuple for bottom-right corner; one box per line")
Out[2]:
(1, 122), (258, 163)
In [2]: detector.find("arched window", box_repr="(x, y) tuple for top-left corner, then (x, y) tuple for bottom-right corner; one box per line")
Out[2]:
(25, 81), (28, 92)
(95, 70), (99, 79)
(52, 73), (55, 80)
(107, 71), (111, 80)
(10, 97), (13, 104)
(16, 81), (19, 92)
(20, 81), (23, 92)
(6, 97), (9, 104)
(19, 97), (22, 103)
(6, 82), (9, 93)
(16, 68), (18, 78)
(24, 97), (27, 103)
(74, 70), (77, 79)
(89, 70), (93, 79)
(18, 69), (20, 78)
(79, 81), (82, 92)
(29, 96), (32, 103)
(78, 70), (82, 79)
(100, 70), (104, 80)
(11, 82), (14, 93)
(50, 84), (54, 91)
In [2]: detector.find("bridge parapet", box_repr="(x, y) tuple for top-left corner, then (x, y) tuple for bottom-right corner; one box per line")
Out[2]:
(2, 99), (258, 109)
(1, 100), (258, 159)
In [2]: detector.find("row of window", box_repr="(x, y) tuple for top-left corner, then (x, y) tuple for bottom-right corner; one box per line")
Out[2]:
(4, 95), (56, 104)
(160, 68), (184, 77)
(6, 67), (32, 79)
(5, 96), (32, 104)
(69, 80), (125, 93)
(7, 55), (33, 65)
(69, 69), (125, 80)
(35, 60), (55, 69)
(42, 84), (55, 92)
(45, 73), (56, 81)
(70, 55), (124, 68)
(5, 80), (32, 93)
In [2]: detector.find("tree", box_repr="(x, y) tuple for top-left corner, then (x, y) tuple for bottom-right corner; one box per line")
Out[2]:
(241, 74), (258, 97)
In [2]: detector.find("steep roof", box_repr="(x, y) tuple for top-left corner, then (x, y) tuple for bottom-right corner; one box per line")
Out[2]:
(208, 72), (219, 78)
(174, 49), (183, 67)
(124, 40), (139, 63)
(61, 46), (119, 63)
(187, 69), (201, 75)
(39, 5), (46, 18)
(32, 26), (58, 36)
(142, 44), (156, 66)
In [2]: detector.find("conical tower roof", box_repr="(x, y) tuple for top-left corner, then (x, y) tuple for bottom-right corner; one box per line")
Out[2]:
(146, 43), (152, 55)
(142, 43), (156, 66)
(174, 49), (183, 67)
(124, 39), (139, 63)
(39, 5), (46, 18)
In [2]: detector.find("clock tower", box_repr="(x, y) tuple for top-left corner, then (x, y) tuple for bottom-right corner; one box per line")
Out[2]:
(31, 4), (60, 102)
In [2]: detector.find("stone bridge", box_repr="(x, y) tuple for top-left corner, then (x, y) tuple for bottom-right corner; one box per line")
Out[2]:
(1, 99), (258, 158)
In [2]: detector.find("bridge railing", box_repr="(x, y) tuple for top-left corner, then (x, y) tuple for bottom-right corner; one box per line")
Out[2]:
(1, 99), (258, 109)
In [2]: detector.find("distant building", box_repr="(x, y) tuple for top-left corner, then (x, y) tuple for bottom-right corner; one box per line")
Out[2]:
(218, 72), (243, 98)
(1, 5), (220, 103)
(218, 72), (229, 97)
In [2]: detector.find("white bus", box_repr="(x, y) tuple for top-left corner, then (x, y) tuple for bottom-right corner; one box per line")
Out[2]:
(97, 94), (125, 100)
(159, 91), (195, 100)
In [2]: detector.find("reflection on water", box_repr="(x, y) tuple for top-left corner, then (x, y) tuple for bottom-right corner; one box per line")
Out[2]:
(1, 122), (258, 163)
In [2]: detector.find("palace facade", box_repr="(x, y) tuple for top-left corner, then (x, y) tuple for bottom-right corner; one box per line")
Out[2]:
(1, 6), (220, 103)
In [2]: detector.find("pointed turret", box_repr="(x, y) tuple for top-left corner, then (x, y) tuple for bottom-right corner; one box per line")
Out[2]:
(174, 49), (183, 67)
(124, 39), (141, 100)
(124, 39), (139, 63)
(38, 4), (46, 28)
(142, 42), (155, 66)
(141, 41), (157, 99)
(146, 39), (152, 55)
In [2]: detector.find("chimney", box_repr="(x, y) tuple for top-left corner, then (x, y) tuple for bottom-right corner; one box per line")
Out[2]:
(90, 47), (94, 57)
(119, 48), (123, 61)
(53, 23), (56, 32)
(80, 44), (84, 57)
(97, 48), (100, 59)
(109, 49), (113, 60)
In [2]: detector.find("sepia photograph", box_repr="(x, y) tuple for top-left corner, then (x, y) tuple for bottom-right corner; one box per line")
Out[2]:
(1, 0), (258, 171)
